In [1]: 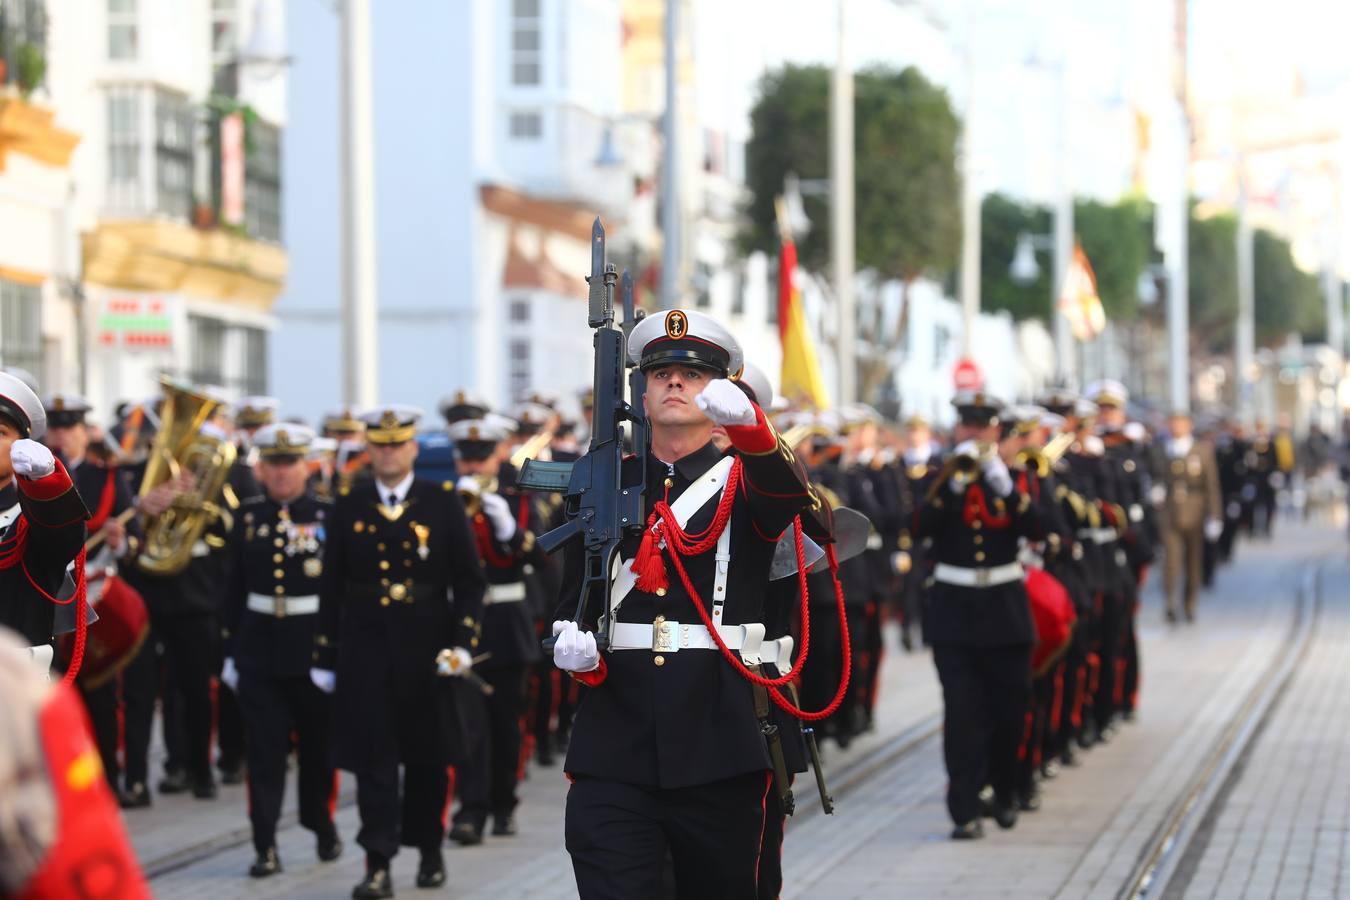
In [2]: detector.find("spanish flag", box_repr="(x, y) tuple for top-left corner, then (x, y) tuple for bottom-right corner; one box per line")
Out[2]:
(776, 199), (830, 409)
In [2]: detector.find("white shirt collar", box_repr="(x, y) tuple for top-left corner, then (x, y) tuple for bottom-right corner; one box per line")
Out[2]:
(1169, 435), (1194, 458)
(904, 443), (933, 467)
(379, 472), (415, 506)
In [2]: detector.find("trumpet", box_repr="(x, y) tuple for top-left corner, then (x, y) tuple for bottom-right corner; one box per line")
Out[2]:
(1016, 431), (1076, 478)
(952, 441), (999, 474)
(457, 473), (499, 517)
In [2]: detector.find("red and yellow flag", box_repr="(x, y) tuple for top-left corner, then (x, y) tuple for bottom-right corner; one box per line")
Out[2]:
(1057, 242), (1107, 342)
(776, 205), (830, 410)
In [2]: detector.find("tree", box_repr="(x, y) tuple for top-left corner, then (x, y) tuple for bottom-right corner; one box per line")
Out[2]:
(1253, 228), (1323, 344)
(1074, 196), (1150, 322)
(979, 192), (1051, 322)
(742, 64), (962, 403)
(1187, 209), (1238, 354)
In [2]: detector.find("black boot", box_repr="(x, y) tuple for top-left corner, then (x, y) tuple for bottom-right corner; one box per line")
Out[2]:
(249, 846), (282, 878)
(158, 768), (189, 795)
(352, 856), (394, 899)
(219, 759), (246, 785)
(415, 848), (445, 889)
(950, 819), (984, 840)
(317, 826), (343, 862)
(118, 782), (152, 809)
(192, 775), (218, 799)
(491, 810), (518, 837)
(448, 819), (484, 846)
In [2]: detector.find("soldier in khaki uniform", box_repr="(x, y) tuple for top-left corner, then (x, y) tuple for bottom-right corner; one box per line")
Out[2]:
(1152, 412), (1222, 623)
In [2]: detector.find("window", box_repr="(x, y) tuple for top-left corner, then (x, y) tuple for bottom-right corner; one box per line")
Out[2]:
(1, 1), (47, 87)
(245, 120), (282, 241)
(108, 0), (137, 61)
(155, 88), (194, 221)
(508, 339), (531, 400)
(106, 87), (141, 211)
(236, 326), (268, 395)
(510, 0), (541, 86)
(210, 0), (237, 62)
(508, 111), (542, 140)
(0, 280), (42, 375)
(509, 298), (530, 323)
(188, 315), (226, 386)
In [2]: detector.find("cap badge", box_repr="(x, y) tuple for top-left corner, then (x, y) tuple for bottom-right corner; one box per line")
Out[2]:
(467, 426), (480, 440)
(276, 428), (291, 448)
(380, 411), (399, 429)
(53, 397), (65, 411)
(665, 310), (688, 340)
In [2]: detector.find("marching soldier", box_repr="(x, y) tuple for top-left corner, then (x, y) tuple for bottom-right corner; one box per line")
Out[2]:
(0, 373), (90, 667)
(446, 416), (547, 843)
(222, 423), (342, 878)
(313, 405), (487, 899)
(550, 309), (831, 897)
(318, 408), (371, 500)
(40, 393), (142, 792)
(916, 391), (1042, 839)
(898, 413), (941, 650)
(1153, 411), (1223, 623)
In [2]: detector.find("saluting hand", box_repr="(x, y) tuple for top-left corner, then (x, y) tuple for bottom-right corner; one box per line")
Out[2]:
(479, 493), (517, 542)
(695, 379), (757, 427)
(10, 439), (55, 479)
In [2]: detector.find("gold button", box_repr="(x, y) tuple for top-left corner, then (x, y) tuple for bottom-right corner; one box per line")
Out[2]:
(971, 520), (982, 530)
(656, 588), (667, 597)
(973, 536), (983, 545)
(974, 552), (985, 562)
(273, 568), (285, 578)
(653, 615), (666, 626)
(274, 586), (285, 596)
(664, 477), (674, 489)
(380, 560), (390, 571)
(380, 596), (391, 607)
(654, 655), (665, 667)
(405, 560), (412, 568)
(378, 543), (386, 552)
(274, 537), (285, 547)
(273, 553), (284, 563)
(389, 583), (408, 601)
(403, 541), (412, 550)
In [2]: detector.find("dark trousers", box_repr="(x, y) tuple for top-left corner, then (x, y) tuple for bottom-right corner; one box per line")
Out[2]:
(932, 642), (1032, 825)
(217, 675), (246, 770)
(355, 763), (451, 862)
(80, 679), (122, 788)
(565, 771), (772, 900)
(156, 614), (218, 782)
(1093, 589), (1125, 730)
(757, 778), (790, 900)
(456, 664), (528, 826)
(119, 633), (157, 787)
(238, 670), (337, 853)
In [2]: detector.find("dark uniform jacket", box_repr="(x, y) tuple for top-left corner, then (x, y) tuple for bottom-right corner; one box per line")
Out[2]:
(316, 477), (487, 770)
(559, 427), (827, 790)
(915, 465), (1042, 648)
(224, 492), (330, 678)
(471, 467), (546, 669)
(0, 466), (89, 646)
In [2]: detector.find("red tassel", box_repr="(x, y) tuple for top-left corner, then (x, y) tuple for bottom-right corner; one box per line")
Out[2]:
(632, 523), (669, 594)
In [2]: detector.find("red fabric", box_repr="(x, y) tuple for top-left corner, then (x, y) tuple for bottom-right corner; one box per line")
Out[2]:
(962, 484), (1011, 529)
(570, 655), (607, 687)
(723, 405), (777, 456)
(16, 459), (75, 502)
(1026, 568), (1076, 674)
(0, 509), (89, 685)
(472, 515), (517, 569)
(86, 467), (120, 532)
(15, 682), (150, 900)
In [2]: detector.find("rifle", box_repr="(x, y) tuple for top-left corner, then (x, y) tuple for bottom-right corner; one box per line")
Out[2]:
(518, 218), (648, 651)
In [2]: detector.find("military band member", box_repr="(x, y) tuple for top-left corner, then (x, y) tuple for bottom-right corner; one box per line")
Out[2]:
(1153, 412), (1222, 623)
(313, 405), (487, 899)
(446, 417), (544, 845)
(916, 392), (1042, 840)
(223, 424), (342, 878)
(897, 414), (941, 651)
(551, 310), (829, 898)
(0, 373), (90, 665)
(319, 408), (371, 500)
(41, 393), (142, 792)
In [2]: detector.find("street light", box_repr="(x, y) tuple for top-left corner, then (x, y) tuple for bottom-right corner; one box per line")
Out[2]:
(1009, 232), (1047, 284)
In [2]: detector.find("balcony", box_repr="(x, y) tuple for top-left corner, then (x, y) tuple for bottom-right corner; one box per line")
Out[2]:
(81, 219), (288, 309)
(0, 92), (77, 171)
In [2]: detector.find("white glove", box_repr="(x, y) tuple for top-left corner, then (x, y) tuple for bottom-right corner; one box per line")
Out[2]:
(479, 492), (517, 542)
(1204, 518), (1224, 542)
(981, 454), (1014, 498)
(435, 647), (474, 677)
(220, 657), (239, 692)
(309, 668), (336, 694)
(551, 620), (600, 673)
(456, 475), (482, 496)
(10, 439), (55, 479)
(1150, 484), (1167, 506)
(694, 379), (757, 427)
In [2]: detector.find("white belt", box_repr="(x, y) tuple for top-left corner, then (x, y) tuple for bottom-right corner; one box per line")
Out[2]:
(1077, 528), (1118, 545)
(610, 620), (795, 670)
(485, 582), (527, 605)
(933, 561), (1024, 588)
(247, 593), (320, 617)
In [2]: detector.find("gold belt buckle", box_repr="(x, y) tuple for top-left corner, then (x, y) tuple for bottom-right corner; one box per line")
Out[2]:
(974, 568), (991, 588)
(652, 616), (677, 653)
(274, 595), (288, 618)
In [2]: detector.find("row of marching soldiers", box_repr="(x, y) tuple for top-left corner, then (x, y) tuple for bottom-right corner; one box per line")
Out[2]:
(777, 379), (1179, 840)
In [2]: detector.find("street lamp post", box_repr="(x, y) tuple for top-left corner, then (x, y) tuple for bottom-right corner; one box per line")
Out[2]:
(660, 0), (681, 309)
(339, 0), (379, 408)
(832, 0), (856, 406)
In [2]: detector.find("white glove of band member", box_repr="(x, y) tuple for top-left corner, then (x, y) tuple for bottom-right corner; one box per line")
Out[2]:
(552, 620), (600, 673)
(1150, 484), (1167, 506)
(695, 379), (757, 427)
(220, 657), (239, 692)
(981, 454), (1014, 498)
(435, 647), (474, 677)
(479, 492), (517, 542)
(10, 439), (55, 479)
(1204, 518), (1224, 542)
(309, 668), (336, 694)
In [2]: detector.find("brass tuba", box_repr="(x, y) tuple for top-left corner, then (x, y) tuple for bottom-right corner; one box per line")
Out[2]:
(136, 378), (238, 576)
